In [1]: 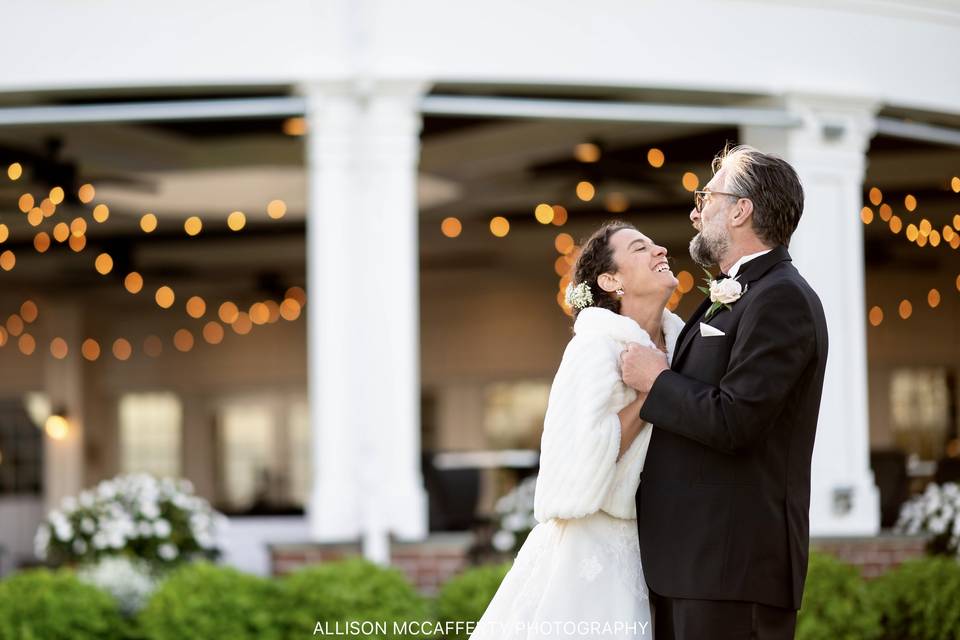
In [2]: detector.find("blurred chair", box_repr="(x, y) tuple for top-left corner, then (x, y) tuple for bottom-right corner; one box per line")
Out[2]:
(421, 451), (480, 531)
(870, 449), (910, 529)
(934, 456), (960, 484)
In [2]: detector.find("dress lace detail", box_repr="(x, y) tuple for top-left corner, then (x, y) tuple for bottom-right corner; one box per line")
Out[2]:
(470, 513), (651, 639)
(579, 555), (603, 582)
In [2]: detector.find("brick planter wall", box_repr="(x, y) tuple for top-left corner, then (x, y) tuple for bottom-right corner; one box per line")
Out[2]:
(271, 532), (930, 594)
(271, 532), (473, 595)
(811, 534), (928, 579)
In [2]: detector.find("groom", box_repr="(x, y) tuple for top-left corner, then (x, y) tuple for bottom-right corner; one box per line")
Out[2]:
(620, 145), (828, 640)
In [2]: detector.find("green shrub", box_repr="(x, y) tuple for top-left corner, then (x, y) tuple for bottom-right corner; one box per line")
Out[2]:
(435, 562), (511, 640)
(138, 562), (280, 640)
(869, 556), (960, 640)
(277, 557), (432, 639)
(797, 552), (881, 640)
(0, 568), (128, 640)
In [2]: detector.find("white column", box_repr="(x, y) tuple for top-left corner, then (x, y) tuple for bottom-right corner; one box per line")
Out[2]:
(304, 83), (365, 543)
(742, 95), (881, 535)
(363, 81), (430, 544)
(302, 80), (430, 560)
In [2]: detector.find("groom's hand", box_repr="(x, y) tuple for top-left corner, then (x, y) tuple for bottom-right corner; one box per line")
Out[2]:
(620, 343), (669, 393)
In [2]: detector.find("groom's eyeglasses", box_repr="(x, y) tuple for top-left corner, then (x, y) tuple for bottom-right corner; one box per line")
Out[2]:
(694, 190), (747, 213)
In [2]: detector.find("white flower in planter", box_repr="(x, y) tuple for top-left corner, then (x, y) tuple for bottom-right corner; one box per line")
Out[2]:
(35, 472), (226, 567)
(153, 519), (172, 538)
(896, 481), (960, 558)
(78, 556), (157, 617)
(157, 543), (179, 561)
(34, 524), (50, 560)
(492, 530), (516, 552)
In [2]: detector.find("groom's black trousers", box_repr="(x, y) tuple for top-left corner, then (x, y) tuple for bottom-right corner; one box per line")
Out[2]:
(649, 589), (797, 640)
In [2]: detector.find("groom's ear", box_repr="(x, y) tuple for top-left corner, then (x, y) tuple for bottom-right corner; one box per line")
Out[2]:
(729, 198), (754, 229)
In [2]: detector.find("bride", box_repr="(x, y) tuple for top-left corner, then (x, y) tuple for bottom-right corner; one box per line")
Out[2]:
(470, 221), (684, 639)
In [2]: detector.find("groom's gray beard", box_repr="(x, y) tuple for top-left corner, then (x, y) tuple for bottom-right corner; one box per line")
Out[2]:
(689, 232), (728, 268)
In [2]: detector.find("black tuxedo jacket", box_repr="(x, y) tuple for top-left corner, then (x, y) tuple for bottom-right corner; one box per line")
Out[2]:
(636, 245), (828, 610)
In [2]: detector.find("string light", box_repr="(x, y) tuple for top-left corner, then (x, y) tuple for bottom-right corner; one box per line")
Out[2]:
(249, 303), (270, 325)
(155, 286), (176, 309)
(39, 198), (55, 217)
(551, 205), (568, 226)
(218, 301), (240, 324)
(77, 184), (95, 203)
(140, 213), (158, 233)
(186, 296), (206, 319)
(112, 338), (132, 361)
(573, 143), (600, 163)
(267, 200), (287, 219)
(81, 339), (100, 361)
(647, 148), (665, 168)
(232, 312), (253, 335)
(227, 211), (246, 231)
(202, 321), (225, 344)
(124, 272), (144, 294)
(440, 217), (462, 238)
(575, 181), (595, 201)
(20, 301), (38, 323)
(34, 233), (51, 253)
(184, 216), (203, 236)
(604, 192), (629, 213)
(489, 216), (510, 238)
(898, 300), (912, 320)
(50, 337), (68, 360)
(53, 223), (70, 243)
(18, 333), (35, 355)
(173, 329), (194, 352)
(95, 253), (113, 275)
(554, 233), (574, 255)
(534, 204), (554, 224)
(7, 315), (23, 336)
(279, 299), (301, 321)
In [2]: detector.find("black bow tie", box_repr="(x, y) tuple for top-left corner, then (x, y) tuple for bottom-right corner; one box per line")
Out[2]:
(715, 272), (730, 281)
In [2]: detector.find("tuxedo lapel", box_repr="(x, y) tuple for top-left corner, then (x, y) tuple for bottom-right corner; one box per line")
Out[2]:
(671, 295), (713, 369)
(670, 246), (792, 371)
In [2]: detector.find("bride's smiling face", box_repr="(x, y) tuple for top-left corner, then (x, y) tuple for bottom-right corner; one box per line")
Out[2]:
(599, 229), (678, 298)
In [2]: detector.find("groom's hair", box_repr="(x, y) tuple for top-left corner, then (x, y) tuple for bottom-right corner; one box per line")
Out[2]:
(712, 144), (804, 247)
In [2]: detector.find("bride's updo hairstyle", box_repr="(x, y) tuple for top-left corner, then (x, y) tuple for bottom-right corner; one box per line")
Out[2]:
(570, 220), (637, 320)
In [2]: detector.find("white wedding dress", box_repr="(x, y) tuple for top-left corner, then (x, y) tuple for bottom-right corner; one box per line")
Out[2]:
(470, 307), (685, 640)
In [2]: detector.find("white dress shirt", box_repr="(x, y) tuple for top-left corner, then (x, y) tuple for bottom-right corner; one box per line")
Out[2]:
(727, 249), (773, 278)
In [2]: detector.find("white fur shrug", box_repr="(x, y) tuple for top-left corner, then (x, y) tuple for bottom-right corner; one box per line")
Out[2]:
(533, 306), (685, 522)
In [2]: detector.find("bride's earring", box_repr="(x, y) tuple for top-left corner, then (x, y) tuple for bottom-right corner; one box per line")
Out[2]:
(616, 288), (625, 297)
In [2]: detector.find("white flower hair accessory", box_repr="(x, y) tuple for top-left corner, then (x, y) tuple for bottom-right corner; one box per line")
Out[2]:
(564, 282), (594, 309)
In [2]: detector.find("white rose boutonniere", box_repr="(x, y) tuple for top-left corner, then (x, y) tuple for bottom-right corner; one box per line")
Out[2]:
(698, 268), (747, 320)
